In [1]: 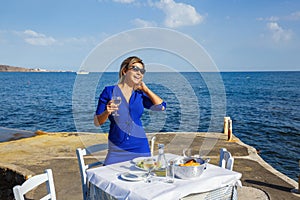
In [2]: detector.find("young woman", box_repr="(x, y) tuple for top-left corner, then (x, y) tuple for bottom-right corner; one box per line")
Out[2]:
(94, 56), (166, 165)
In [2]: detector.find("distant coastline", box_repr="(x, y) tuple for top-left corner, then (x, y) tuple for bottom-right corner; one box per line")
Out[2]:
(0, 65), (72, 72)
(1, 64), (299, 73)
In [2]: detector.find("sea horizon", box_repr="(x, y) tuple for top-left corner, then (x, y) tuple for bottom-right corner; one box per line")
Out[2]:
(0, 71), (299, 182)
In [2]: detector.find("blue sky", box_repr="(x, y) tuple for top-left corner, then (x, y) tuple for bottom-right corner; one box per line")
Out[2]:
(1, 0), (300, 72)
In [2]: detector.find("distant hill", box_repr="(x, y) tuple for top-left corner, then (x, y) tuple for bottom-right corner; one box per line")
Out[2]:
(0, 65), (48, 72)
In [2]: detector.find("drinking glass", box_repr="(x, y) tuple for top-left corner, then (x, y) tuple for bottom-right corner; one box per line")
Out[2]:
(166, 160), (174, 183)
(112, 96), (121, 116)
(143, 157), (156, 183)
(183, 148), (192, 158)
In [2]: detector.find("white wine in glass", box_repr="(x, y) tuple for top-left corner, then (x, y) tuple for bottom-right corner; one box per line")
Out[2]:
(112, 96), (121, 116)
(143, 158), (156, 183)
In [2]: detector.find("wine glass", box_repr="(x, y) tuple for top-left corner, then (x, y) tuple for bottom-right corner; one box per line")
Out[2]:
(143, 157), (156, 183)
(112, 96), (121, 116)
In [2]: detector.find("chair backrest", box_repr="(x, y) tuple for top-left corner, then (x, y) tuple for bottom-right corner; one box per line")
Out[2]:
(13, 169), (56, 200)
(150, 136), (156, 156)
(76, 144), (106, 200)
(219, 148), (234, 171)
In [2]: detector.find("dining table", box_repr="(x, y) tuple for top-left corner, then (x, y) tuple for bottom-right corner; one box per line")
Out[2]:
(86, 153), (242, 200)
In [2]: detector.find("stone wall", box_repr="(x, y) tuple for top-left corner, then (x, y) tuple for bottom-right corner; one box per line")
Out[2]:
(0, 163), (33, 200)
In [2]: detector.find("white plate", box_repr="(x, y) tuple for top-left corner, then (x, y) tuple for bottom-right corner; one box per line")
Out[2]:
(132, 157), (151, 164)
(132, 157), (151, 171)
(120, 172), (145, 181)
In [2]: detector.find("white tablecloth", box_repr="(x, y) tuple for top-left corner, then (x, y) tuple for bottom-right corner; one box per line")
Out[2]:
(87, 154), (242, 200)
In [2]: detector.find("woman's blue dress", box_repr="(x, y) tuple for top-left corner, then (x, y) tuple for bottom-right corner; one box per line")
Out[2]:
(96, 85), (166, 165)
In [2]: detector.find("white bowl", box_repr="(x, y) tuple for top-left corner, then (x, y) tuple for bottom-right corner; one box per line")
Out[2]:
(173, 157), (208, 179)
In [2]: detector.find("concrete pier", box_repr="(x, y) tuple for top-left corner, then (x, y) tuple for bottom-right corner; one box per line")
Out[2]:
(0, 132), (299, 200)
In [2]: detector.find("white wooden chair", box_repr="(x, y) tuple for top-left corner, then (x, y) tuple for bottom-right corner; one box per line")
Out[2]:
(13, 169), (56, 200)
(76, 144), (106, 200)
(219, 148), (234, 171)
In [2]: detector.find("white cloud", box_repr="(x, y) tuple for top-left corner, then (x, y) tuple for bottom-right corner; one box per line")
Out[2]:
(258, 11), (300, 22)
(22, 30), (56, 46)
(131, 18), (157, 27)
(13, 29), (103, 47)
(112, 0), (135, 3)
(285, 11), (300, 21)
(257, 16), (279, 21)
(266, 22), (293, 42)
(63, 35), (102, 47)
(266, 16), (280, 21)
(153, 0), (203, 28)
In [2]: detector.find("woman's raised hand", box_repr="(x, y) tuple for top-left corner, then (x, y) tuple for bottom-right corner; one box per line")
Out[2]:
(134, 81), (149, 92)
(106, 100), (119, 115)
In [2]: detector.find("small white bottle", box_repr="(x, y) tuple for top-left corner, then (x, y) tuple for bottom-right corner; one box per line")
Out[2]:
(156, 144), (168, 176)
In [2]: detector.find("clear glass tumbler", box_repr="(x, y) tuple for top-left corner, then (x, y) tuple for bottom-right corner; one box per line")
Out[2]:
(166, 160), (174, 183)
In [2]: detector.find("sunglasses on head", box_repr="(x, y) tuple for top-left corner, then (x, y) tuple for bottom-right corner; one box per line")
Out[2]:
(129, 65), (146, 74)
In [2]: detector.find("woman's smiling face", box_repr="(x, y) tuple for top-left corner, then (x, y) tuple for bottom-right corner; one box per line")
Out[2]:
(125, 62), (145, 85)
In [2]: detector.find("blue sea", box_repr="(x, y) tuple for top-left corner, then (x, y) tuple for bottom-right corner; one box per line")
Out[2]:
(0, 71), (299, 181)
